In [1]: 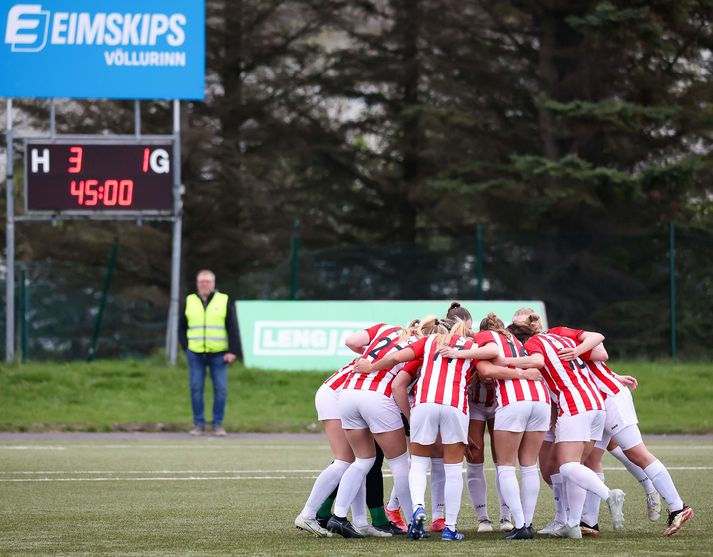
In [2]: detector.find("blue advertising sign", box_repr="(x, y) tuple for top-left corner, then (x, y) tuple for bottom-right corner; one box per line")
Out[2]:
(0, 1), (204, 99)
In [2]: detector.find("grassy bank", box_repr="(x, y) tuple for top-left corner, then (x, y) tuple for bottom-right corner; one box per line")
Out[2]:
(0, 357), (711, 433)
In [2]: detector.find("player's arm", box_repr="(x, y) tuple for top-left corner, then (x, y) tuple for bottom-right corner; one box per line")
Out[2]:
(559, 331), (607, 361)
(477, 360), (543, 381)
(500, 352), (545, 369)
(391, 370), (413, 420)
(354, 348), (416, 374)
(345, 330), (371, 354)
(438, 343), (499, 361)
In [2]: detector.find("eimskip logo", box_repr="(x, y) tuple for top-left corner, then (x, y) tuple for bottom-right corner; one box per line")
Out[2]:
(5, 4), (49, 52)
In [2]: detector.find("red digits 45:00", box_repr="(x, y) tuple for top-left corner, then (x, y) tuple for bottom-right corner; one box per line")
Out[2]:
(69, 179), (134, 206)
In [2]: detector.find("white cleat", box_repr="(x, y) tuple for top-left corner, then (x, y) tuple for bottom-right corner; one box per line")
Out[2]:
(538, 520), (566, 535)
(356, 524), (393, 537)
(499, 517), (514, 532)
(295, 514), (332, 537)
(607, 489), (626, 530)
(647, 491), (661, 522)
(477, 519), (494, 533)
(552, 524), (583, 539)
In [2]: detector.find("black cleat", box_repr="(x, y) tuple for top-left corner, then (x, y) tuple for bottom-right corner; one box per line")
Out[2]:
(505, 525), (534, 540)
(326, 515), (366, 538)
(526, 524), (534, 538)
(316, 515), (331, 529)
(373, 521), (407, 535)
(580, 521), (601, 538)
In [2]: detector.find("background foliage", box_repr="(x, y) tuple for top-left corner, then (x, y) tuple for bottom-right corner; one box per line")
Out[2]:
(2, 0), (713, 359)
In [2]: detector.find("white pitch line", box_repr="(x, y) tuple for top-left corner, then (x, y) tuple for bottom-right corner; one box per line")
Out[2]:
(1, 466), (711, 483)
(0, 444), (330, 451)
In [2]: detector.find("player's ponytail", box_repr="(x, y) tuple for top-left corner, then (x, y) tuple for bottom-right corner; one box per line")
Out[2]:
(479, 312), (512, 340)
(446, 301), (472, 324)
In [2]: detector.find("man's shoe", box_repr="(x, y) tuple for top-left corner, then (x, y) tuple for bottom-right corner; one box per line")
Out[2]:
(407, 506), (427, 540)
(500, 517), (514, 532)
(188, 426), (204, 436)
(429, 518), (446, 532)
(326, 515), (365, 538)
(356, 524), (392, 537)
(385, 507), (407, 532)
(664, 504), (693, 537)
(295, 514), (332, 537)
(372, 522), (405, 536)
(441, 527), (465, 541)
(538, 520), (565, 535)
(606, 489), (626, 530)
(552, 524), (583, 539)
(505, 525), (533, 540)
(213, 426), (227, 436)
(580, 521), (601, 538)
(477, 519), (494, 533)
(647, 491), (661, 522)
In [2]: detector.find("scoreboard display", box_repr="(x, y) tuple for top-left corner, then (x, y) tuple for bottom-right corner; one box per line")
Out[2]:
(24, 141), (174, 213)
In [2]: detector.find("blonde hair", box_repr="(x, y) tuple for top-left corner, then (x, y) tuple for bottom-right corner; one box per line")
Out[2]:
(399, 318), (424, 341)
(419, 315), (472, 348)
(479, 312), (512, 340)
(507, 312), (543, 343)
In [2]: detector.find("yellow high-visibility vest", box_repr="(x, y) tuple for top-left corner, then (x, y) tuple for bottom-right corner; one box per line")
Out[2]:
(185, 292), (229, 353)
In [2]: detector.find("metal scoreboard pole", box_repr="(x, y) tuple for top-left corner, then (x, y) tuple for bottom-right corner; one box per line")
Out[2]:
(166, 100), (183, 365)
(5, 99), (15, 363)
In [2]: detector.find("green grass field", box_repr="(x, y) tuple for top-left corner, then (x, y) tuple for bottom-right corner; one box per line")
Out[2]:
(0, 435), (709, 556)
(0, 358), (712, 433)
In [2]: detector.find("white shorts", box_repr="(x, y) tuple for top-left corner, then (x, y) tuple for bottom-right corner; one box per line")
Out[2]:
(494, 401), (551, 433)
(595, 389), (641, 450)
(543, 428), (555, 443)
(411, 403), (469, 445)
(315, 384), (341, 421)
(555, 410), (606, 443)
(339, 389), (403, 434)
(469, 403), (497, 421)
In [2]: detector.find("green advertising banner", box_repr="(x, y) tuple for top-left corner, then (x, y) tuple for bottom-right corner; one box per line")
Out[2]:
(236, 300), (547, 371)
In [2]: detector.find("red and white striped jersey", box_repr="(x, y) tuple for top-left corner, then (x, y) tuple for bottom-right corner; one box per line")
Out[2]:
(547, 326), (624, 398)
(323, 358), (357, 391)
(524, 333), (604, 416)
(474, 330), (550, 407)
(469, 378), (497, 407)
(342, 324), (416, 397)
(401, 359), (423, 405)
(408, 334), (475, 414)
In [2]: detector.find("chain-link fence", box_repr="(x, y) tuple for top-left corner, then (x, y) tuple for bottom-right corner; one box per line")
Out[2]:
(1, 224), (711, 361)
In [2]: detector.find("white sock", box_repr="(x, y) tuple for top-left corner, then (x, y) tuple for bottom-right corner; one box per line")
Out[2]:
(467, 462), (489, 521)
(333, 457), (375, 518)
(496, 465), (524, 528)
(430, 457), (446, 519)
(387, 485), (399, 511)
(559, 461), (610, 500)
(388, 452), (413, 518)
(351, 479), (368, 528)
(301, 459), (351, 518)
(564, 479), (587, 527)
(408, 455), (430, 513)
(610, 446), (656, 495)
(582, 472), (605, 526)
(444, 463), (464, 531)
(551, 473), (567, 524)
(520, 464), (540, 527)
(495, 466), (511, 520)
(644, 460), (683, 512)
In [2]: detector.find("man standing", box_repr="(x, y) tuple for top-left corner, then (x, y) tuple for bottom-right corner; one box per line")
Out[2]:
(179, 269), (240, 436)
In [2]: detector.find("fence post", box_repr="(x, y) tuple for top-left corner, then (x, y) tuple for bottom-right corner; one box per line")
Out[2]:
(290, 219), (301, 300)
(87, 238), (119, 362)
(19, 268), (28, 362)
(669, 222), (677, 359)
(476, 224), (484, 299)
